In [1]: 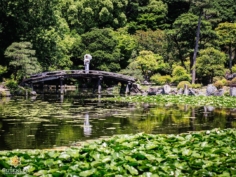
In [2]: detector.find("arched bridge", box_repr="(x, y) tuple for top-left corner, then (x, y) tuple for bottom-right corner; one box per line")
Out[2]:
(21, 70), (136, 94)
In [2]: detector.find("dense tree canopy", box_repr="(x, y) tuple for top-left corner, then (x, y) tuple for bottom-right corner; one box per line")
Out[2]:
(0, 0), (235, 85)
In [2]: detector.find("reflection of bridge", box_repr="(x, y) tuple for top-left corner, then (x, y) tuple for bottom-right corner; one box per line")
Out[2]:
(21, 70), (136, 94)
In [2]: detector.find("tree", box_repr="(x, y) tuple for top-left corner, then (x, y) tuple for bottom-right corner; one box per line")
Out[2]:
(196, 47), (226, 84)
(166, 13), (215, 71)
(134, 29), (167, 58)
(4, 42), (42, 80)
(215, 22), (236, 73)
(126, 0), (168, 33)
(75, 0), (128, 33)
(112, 28), (138, 69)
(212, 0), (236, 23)
(189, 0), (217, 84)
(75, 28), (122, 72)
(134, 50), (163, 80)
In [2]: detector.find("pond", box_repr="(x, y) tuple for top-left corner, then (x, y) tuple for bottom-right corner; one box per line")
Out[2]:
(0, 94), (236, 150)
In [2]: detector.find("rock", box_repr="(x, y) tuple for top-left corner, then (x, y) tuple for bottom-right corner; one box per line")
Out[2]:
(214, 89), (224, 96)
(130, 83), (143, 93)
(206, 106), (215, 112)
(148, 87), (158, 95)
(163, 84), (171, 94)
(189, 88), (196, 96)
(30, 91), (37, 96)
(183, 84), (189, 95)
(230, 87), (236, 96)
(206, 84), (217, 96)
(177, 88), (183, 95)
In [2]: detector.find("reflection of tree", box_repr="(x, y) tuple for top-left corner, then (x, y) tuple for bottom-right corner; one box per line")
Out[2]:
(55, 124), (83, 146)
(128, 116), (159, 134)
(2, 122), (40, 150)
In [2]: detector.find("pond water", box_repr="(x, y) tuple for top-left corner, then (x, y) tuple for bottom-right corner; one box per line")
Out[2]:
(0, 94), (236, 150)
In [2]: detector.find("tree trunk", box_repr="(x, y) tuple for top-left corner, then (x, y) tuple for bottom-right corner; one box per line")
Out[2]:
(192, 10), (202, 84)
(229, 43), (232, 73)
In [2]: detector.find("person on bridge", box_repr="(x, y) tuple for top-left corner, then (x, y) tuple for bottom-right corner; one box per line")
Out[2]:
(84, 54), (92, 74)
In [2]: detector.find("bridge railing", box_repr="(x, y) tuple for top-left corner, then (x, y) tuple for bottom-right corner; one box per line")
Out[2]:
(22, 70), (136, 84)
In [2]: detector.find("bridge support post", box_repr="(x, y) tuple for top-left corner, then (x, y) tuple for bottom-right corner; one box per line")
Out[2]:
(119, 82), (125, 94)
(98, 76), (103, 94)
(60, 77), (64, 94)
(125, 81), (131, 94)
(41, 81), (44, 94)
(56, 83), (58, 93)
(29, 82), (34, 91)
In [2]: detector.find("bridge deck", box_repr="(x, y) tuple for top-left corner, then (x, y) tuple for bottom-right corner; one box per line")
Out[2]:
(21, 70), (136, 84)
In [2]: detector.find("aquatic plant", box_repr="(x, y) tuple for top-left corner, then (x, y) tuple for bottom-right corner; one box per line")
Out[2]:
(0, 128), (236, 176)
(103, 95), (236, 108)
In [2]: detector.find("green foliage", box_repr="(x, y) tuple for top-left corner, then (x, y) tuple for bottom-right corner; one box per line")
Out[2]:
(4, 42), (42, 80)
(150, 74), (171, 85)
(127, 0), (168, 32)
(1, 129), (236, 176)
(196, 47), (227, 83)
(0, 0), (234, 86)
(215, 22), (236, 71)
(0, 65), (7, 81)
(135, 50), (163, 80)
(230, 78), (236, 85)
(214, 80), (224, 89)
(177, 81), (191, 89)
(0, 65), (7, 75)
(232, 65), (236, 73)
(134, 29), (167, 58)
(112, 28), (138, 68)
(77, 28), (121, 72)
(105, 94), (236, 108)
(119, 61), (144, 82)
(172, 66), (191, 84)
(5, 79), (18, 92)
(191, 83), (202, 89)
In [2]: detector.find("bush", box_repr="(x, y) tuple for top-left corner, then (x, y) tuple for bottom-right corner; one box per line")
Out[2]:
(150, 74), (172, 85)
(232, 65), (236, 73)
(221, 78), (229, 86)
(5, 80), (18, 91)
(171, 66), (191, 84)
(230, 77), (236, 86)
(191, 84), (202, 89)
(177, 81), (191, 89)
(213, 76), (223, 83)
(214, 80), (224, 89)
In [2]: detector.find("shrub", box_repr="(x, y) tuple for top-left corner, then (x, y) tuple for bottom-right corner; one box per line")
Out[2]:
(230, 77), (236, 86)
(232, 65), (236, 73)
(5, 79), (18, 91)
(172, 66), (191, 84)
(191, 84), (202, 89)
(177, 81), (191, 89)
(150, 74), (172, 85)
(214, 80), (224, 89)
(213, 76), (223, 83)
(221, 78), (229, 86)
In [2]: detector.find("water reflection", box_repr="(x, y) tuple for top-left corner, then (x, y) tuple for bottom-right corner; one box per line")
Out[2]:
(84, 112), (92, 137)
(0, 95), (236, 150)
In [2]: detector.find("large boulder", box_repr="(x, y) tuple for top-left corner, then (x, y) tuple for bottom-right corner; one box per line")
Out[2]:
(214, 89), (224, 96)
(163, 85), (171, 94)
(183, 84), (189, 95)
(148, 87), (158, 95)
(230, 87), (236, 96)
(206, 84), (217, 96)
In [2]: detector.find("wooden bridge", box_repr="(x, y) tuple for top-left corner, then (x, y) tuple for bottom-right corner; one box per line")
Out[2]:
(21, 70), (136, 94)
